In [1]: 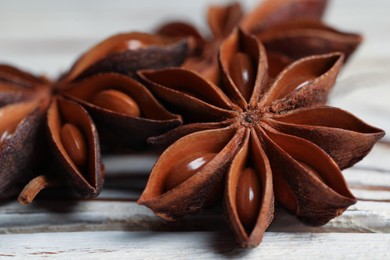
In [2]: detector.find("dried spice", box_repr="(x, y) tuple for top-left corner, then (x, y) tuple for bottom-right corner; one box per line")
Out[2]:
(157, 0), (362, 82)
(60, 32), (191, 82)
(157, 2), (242, 84)
(0, 32), (188, 202)
(138, 30), (385, 247)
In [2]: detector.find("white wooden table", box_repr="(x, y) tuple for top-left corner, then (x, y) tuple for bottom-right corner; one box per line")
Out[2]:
(0, 0), (389, 258)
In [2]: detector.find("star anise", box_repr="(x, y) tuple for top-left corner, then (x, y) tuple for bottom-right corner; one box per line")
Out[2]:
(137, 30), (384, 247)
(0, 32), (188, 202)
(157, 0), (362, 82)
(157, 2), (242, 84)
(60, 32), (191, 83)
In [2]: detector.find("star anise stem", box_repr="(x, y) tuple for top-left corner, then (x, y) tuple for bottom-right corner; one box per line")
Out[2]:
(18, 175), (57, 205)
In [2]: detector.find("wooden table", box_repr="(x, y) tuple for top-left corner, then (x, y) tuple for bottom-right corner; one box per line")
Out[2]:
(0, 0), (389, 258)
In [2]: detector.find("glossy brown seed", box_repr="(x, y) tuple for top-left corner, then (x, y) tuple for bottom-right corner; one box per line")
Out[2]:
(60, 123), (87, 168)
(165, 153), (217, 192)
(236, 167), (261, 231)
(92, 89), (141, 117)
(229, 52), (255, 101)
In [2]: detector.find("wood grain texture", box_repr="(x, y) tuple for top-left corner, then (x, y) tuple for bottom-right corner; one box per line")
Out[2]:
(0, 0), (389, 258)
(1, 199), (389, 234)
(1, 231), (390, 259)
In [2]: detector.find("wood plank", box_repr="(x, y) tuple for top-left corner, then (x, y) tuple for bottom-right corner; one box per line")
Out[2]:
(1, 231), (389, 258)
(1, 144), (388, 234)
(1, 199), (389, 234)
(345, 168), (390, 190)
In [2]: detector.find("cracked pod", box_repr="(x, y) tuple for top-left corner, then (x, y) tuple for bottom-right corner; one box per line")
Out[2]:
(0, 59), (184, 201)
(139, 127), (245, 220)
(157, 0), (361, 84)
(250, 18), (362, 76)
(0, 100), (48, 198)
(61, 32), (192, 83)
(138, 29), (384, 247)
(240, 0), (329, 32)
(0, 64), (105, 202)
(1, 28), (194, 201)
(240, 0), (362, 75)
(0, 64), (50, 106)
(0, 65), (51, 198)
(225, 129), (274, 247)
(156, 3), (243, 84)
(47, 97), (103, 197)
(63, 73), (181, 150)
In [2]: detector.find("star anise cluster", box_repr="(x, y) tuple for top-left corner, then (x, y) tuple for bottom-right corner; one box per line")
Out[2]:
(0, 33), (190, 202)
(0, 0), (385, 249)
(157, 0), (362, 83)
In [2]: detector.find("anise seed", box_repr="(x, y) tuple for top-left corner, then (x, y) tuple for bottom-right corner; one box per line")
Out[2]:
(236, 167), (261, 231)
(229, 52), (255, 101)
(60, 123), (87, 168)
(165, 153), (217, 192)
(92, 89), (141, 117)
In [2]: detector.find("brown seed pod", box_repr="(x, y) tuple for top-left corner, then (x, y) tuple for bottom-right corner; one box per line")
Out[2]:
(1, 31), (187, 200)
(91, 90), (141, 117)
(63, 73), (181, 150)
(47, 97), (103, 197)
(240, 0), (328, 33)
(139, 126), (245, 220)
(0, 100), (48, 198)
(156, 0), (361, 85)
(225, 130), (274, 248)
(254, 18), (363, 73)
(138, 29), (384, 248)
(61, 32), (192, 83)
(164, 152), (218, 192)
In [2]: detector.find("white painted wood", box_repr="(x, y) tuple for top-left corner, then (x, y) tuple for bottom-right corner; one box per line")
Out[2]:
(345, 167), (390, 189)
(1, 199), (389, 234)
(1, 231), (389, 259)
(0, 0), (389, 75)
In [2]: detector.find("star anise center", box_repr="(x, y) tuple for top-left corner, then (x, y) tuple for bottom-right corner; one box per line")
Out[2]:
(239, 108), (264, 128)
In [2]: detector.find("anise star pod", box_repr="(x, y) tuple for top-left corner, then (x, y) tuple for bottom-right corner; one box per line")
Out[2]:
(0, 100), (48, 198)
(240, 0), (329, 32)
(137, 30), (384, 247)
(0, 65), (104, 201)
(0, 31), (189, 201)
(0, 63), (180, 202)
(157, 0), (361, 83)
(63, 73), (181, 150)
(60, 32), (192, 83)
(156, 2), (243, 84)
(240, 0), (362, 76)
